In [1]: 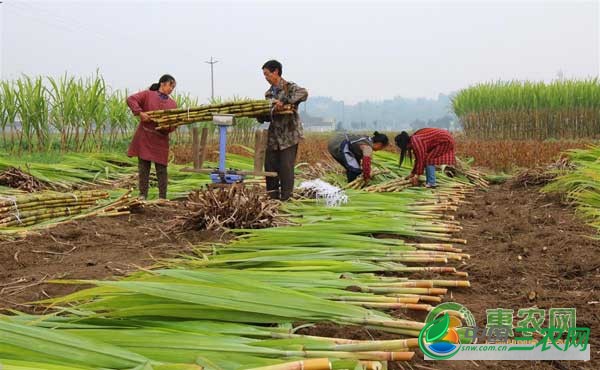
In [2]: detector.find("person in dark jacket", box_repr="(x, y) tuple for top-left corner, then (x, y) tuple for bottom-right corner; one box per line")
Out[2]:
(328, 131), (389, 183)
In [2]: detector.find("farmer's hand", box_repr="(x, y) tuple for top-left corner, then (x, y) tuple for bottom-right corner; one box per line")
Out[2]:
(410, 176), (420, 186)
(140, 112), (151, 122)
(272, 99), (285, 111)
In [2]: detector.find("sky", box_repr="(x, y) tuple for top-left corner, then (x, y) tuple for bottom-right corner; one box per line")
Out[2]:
(0, 0), (598, 104)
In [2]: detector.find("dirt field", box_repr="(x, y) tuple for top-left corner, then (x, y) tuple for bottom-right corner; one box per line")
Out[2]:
(443, 182), (599, 369)
(0, 183), (598, 369)
(302, 183), (599, 370)
(0, 202), (222, 312)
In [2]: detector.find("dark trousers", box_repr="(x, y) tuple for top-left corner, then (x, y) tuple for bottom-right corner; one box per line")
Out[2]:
(265, 144), (298, 201)
(331, 154), (362, 182)
(138, 158), (168, 199)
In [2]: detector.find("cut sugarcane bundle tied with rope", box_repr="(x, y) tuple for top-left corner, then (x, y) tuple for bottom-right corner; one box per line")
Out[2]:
(0, 190), (109, 228)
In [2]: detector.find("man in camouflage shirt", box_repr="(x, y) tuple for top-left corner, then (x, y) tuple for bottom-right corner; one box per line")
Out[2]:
(260, 60), (308, 201)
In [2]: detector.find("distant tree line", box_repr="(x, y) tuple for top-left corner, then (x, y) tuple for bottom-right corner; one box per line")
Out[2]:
(300, 94), (457, 131)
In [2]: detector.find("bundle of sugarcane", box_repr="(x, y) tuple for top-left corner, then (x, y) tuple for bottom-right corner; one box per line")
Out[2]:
(0, 190), (109, 228)
(3, 315), (415, 370)
(153, 269), (468, 312)
(146, 100), (295, 129)
(462, 169), (489, 188)
(80, 190), (144, 218)
(344, 170), (390, 190)
(0, 166), (48, 192)
(450, 160), (489, 188)
(363, 178), (411, 192)
(171, 185), (290, 231)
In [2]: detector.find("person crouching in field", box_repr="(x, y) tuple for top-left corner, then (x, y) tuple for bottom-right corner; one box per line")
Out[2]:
(260, 60), (308, 201)
(127, 74), (177, 200)
(395, 128), (456, 188)
(328, 132), (389, 183)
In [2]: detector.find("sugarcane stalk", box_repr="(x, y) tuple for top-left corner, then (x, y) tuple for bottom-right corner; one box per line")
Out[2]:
(372, 280), (470, 288)
(344, 302), (432, 311)
(361, 287), (447, 295)
(244, 358), (331, 370)
(345, 318), (425, 330)
(0, 191), (108, 208)
(389, 294), (443, 303)
(0, 195), (107, 213)
(0, 202), (98, 223)
(0, 207), (89, 227)
(0, 200), (98, 217)
(334, 338), (419, 351)
(284, 350), (414, 361)
(407, 243), (463, 253)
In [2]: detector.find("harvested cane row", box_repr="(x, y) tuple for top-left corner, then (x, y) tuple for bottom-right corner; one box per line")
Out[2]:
(0, 190), (143, 238)
(0, 190), (109, 228)
(146, 100), (295, 129)
(0, 152), (482, 369)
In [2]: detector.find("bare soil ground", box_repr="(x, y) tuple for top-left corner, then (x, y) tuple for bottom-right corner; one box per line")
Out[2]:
(0, 202), (222, 312)
(0, 183), (598, 370)
(445, 182), (599, 369)
(302, 183), (600, 370)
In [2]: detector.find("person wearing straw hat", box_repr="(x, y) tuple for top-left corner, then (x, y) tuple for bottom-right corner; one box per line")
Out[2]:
(328, 131), (389, 183)
(395, 128), (456, 188)
(127, 74), (177, 200)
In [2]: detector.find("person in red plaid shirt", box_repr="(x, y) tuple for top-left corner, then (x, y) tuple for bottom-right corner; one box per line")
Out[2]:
(395, 128), (456, 188)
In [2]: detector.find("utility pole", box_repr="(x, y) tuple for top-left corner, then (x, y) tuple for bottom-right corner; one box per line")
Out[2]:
(194, 56), (218, 170)
(205, 56), (219, 100)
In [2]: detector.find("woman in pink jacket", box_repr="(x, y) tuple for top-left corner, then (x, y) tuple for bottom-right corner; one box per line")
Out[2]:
(127, 74), (177, 199)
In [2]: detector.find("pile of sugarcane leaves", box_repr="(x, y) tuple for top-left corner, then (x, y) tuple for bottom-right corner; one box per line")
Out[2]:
(171, 185), (291, 232)
(0, 152), (487, 370)
(512, 156), (575, 188)
(0, 166), (48, 192)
